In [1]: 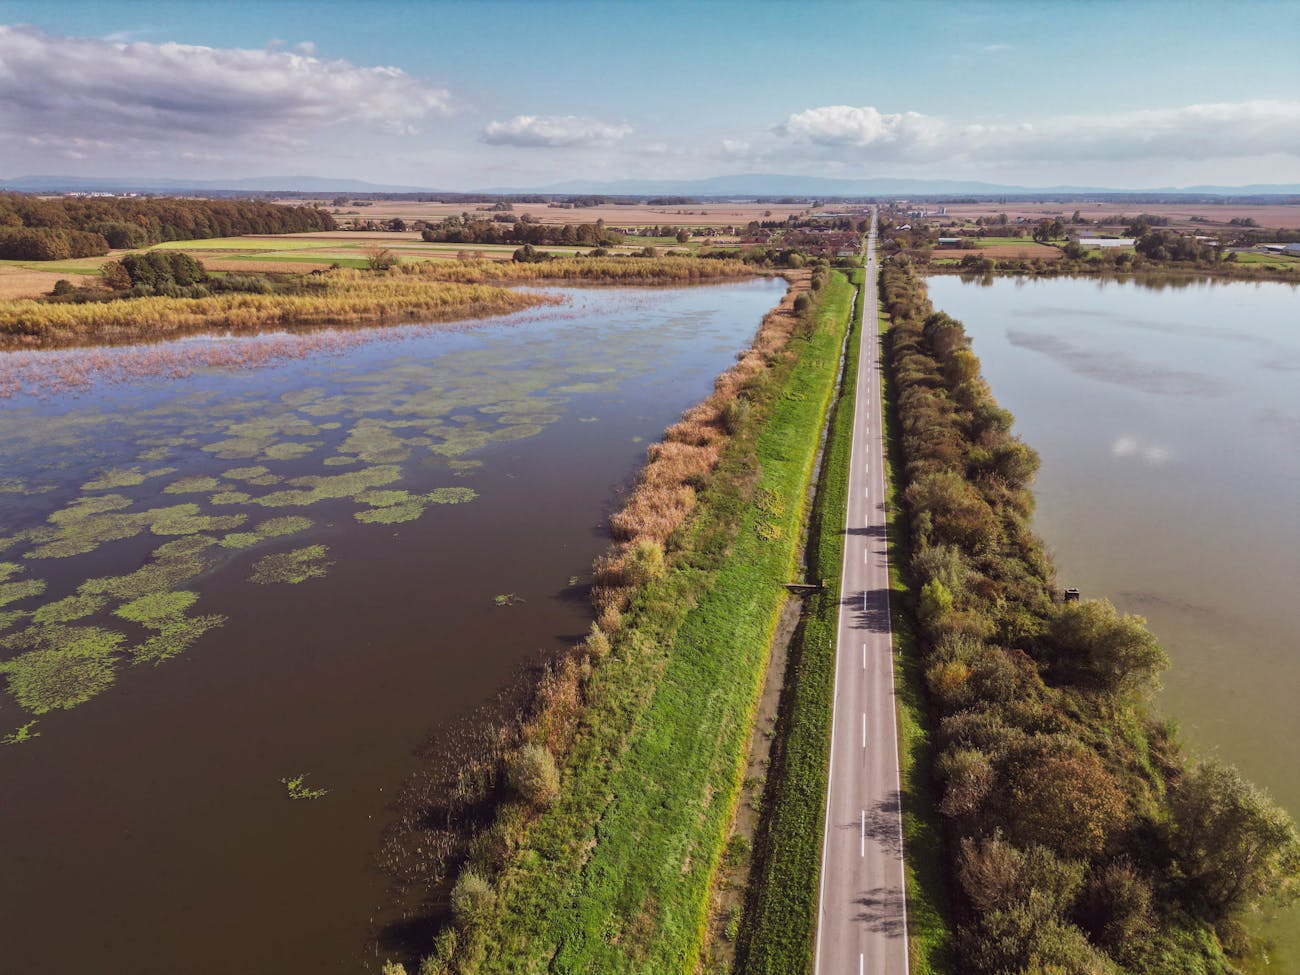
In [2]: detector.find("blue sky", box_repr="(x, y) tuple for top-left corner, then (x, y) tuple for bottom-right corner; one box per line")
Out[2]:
(2, 0), (1298, 188)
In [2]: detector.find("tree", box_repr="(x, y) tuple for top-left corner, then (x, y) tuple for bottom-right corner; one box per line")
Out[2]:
(1048, 599), (1168, 696)
(1005, 741), (1128, 858)
(1170, 760), (1300, 918)
(1032, 219), (1064, 244)
(363, 245), (398, 271)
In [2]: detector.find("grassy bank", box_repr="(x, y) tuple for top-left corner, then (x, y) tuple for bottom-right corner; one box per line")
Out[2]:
(877, 295), (955, 974)
(731, 268), (862, 973)
(420, 271), (854, 974)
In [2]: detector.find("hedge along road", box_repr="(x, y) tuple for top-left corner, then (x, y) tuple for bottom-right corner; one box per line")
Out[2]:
(815, 212), (910, 975)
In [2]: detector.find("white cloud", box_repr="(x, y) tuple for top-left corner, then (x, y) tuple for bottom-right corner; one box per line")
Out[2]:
(777, 105), (946, 152)
(481, 114), (632, 148)
(771, 100), (1300, 164)
(0, 24), (451, 151)
(1111, 435), (1173, 465)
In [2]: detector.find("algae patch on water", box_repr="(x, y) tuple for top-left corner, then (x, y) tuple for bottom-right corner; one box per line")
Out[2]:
(32, 593), (108, 625)
(164, 475), (225, 494)
(249, 545), (332, 585)
(219, 515), (314, 549)
(0, 625), (125, 713)
(81, 467), (175, 492)
(114, 590), (199, 626)
(0, 577), (47, 609)
(132, 614), (227, 665)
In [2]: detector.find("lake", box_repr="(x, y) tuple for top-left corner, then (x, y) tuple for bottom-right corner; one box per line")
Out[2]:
(0, 277), (786, 973)
(928, 273), (1300, 968)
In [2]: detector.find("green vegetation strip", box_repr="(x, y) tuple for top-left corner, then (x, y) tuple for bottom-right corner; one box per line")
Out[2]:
(733, 268), (863, 973)
(877, 296), (955, 973)
(464, 274), (855, 973)
(877, 258), (1299, 973)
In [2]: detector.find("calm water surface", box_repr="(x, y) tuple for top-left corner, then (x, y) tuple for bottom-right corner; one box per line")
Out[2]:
(928, 273), (1300, 967)
(0, 279), (785, 973)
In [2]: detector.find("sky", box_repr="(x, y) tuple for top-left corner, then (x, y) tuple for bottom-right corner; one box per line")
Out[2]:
(1, 0), (1298, 190)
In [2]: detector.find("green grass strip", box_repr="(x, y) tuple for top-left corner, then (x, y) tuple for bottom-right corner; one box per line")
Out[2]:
(733, 268), (863, 974)
(878, 295), (956, 973)
(468, 274), (855, 974)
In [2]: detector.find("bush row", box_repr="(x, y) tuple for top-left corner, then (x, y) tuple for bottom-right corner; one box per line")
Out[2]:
(880, 256), (1299, 974)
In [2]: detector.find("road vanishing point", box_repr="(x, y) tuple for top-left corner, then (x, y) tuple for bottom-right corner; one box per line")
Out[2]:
(814, 212), (910, 975)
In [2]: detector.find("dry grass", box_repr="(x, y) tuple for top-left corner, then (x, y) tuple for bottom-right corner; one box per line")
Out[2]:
(0, 269), (553, 349)
(399, 255), (757, 286)
(590, 270), (808, 619)
(0, 268), (69, 300)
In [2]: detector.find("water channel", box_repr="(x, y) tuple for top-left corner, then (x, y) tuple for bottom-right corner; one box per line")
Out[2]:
(928, 272), (1300, 968)
(0, 278), (786, 973)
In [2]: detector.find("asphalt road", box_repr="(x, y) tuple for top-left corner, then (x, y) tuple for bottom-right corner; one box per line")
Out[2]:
(814, 213), (910, 975)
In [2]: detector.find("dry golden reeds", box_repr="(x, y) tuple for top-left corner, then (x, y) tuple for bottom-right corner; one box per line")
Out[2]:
(0, 271), (553, 349)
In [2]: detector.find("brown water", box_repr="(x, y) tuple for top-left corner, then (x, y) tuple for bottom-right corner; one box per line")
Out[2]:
(0, 279), (786, 973)
(928, 273), (1300, 968)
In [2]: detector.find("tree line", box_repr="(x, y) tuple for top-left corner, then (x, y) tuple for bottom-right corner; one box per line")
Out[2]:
(0, 193), (336, 260)
(420, 217), (622, 247)
(880, 257), (1298, 973)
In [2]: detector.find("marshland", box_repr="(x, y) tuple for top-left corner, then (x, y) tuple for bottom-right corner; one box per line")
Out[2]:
(0, 276), (789, 973)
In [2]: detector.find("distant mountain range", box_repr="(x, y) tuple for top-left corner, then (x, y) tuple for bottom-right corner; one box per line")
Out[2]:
(3, 172), (1298, 198)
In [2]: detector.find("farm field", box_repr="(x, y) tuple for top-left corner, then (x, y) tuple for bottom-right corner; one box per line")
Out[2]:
(937, 240), (1063, 259)
(921, 200), (1300, 229)
(293, 198), (816, 228)
(0, 233), (670, 296)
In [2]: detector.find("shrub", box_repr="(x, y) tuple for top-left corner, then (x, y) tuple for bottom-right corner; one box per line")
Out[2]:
(1170, 760), (1300, 918)
(450, 869), (496, 930)
(624, 539), (666, 586)
(506, 743), (560, 809)
(721, 397), (750, 436)
(1047, 599), (1168, 697)
(585, 623), (611, 660)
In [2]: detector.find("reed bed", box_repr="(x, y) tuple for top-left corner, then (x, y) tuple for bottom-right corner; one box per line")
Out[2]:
(397, 255), (757, 285)
(0, 272), (552, 349)
(0, 259), (758, 350)
(591, 271), (809, 622)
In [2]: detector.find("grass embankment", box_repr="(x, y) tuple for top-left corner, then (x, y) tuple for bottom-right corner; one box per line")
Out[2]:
(731, 268), (862, 973)
(878, 257), (1299, 974)
(0, 257), (756, 350)
(735, 268), (955, 975)
(421, 271), (854, 974)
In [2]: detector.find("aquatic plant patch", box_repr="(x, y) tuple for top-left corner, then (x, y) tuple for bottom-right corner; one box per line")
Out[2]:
(0, 625), (125, 713)
(248, 545), (332, 585)
(132, 614), (227, 665)
(114, 590), (199, 627)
